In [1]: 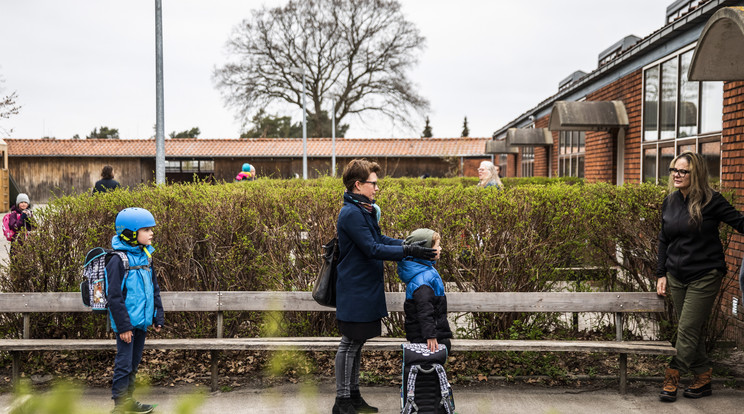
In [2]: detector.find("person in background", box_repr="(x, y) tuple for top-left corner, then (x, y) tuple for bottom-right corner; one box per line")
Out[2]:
(657, 151), (744, 402)
(93, 165), (121, 194)
(477, 160), (503, 189)
(7, 193), (34, 250)
(333, 159), (436, 414)
(235, 163), (256, 182)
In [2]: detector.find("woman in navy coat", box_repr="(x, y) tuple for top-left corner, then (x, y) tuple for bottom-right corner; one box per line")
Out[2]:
(332, 159), (436, 414)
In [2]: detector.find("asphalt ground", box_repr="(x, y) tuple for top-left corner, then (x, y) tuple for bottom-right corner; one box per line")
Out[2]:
(1, 381), (743, 414)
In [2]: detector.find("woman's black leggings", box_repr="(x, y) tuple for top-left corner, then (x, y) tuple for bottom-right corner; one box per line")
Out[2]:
(335, 335), (365, 398)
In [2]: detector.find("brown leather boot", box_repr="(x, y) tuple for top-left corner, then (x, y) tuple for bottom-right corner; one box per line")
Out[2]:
(683, 368), (712, 398)
(659, 368), (680, 402)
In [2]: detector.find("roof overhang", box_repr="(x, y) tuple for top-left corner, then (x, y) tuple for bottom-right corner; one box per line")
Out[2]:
(548, 101), (629, 131)
(506, 128), (553, 146)
(485, 139), (518, 154)
(689, 7), (744, 81)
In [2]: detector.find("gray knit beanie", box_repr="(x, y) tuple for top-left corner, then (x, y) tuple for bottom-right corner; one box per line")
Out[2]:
(403, 228), (436, 248)
(16, 193), (30, 205)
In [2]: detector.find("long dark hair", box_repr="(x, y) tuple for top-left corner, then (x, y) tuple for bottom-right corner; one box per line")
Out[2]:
(668, 151), (712, 227)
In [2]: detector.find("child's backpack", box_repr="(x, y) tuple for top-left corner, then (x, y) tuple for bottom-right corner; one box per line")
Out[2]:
(80, 247), (150, 314)
(401, 343), (455, 414)
(2, 211), (20, 242)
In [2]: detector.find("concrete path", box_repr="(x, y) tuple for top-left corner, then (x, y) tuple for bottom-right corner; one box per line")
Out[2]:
(1, 382), (742, 413)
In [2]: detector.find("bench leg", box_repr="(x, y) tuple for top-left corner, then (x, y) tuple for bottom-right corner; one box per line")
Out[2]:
(11, 351), (20, 386)
(211, 350), (219, 392)
(619, 353), (627, 394)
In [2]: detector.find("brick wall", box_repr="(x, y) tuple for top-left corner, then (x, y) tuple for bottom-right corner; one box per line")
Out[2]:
(534, 117), (552, 177)
(720, 81), (744, 344)
(586, 69), (643, 183)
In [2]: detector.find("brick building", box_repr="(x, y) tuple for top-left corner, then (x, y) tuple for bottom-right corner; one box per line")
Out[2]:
(5, 137), (491, 204)
(487, 0), (744, 343)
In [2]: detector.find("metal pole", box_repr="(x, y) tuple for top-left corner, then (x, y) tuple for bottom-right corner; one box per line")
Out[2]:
(331, 100), (336, 177)
(155, 0), (166, 185)
(302, 72), (308, 180)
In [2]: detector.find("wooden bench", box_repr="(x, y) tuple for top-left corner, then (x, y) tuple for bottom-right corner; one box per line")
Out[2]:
(0, 291), (675, 393)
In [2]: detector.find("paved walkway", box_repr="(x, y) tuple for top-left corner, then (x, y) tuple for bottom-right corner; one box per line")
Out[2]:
(1, 382), (742, 413)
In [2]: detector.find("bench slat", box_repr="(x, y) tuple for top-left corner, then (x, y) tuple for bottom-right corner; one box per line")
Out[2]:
(0, 291), (665, 313)
(0, 338), (676, 355)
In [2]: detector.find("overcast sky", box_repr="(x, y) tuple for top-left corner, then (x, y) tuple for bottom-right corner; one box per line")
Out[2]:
(0, 0), (673, 139)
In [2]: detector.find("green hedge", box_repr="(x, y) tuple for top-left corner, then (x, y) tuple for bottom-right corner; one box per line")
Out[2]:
(0, 178), (675, 341)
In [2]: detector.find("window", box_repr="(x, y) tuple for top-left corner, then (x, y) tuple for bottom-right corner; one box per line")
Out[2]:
(497, 154), (507, 177)
(164, 159), (215, 173)
(558, 131), (584, 178)
(641, 46), (723, 183)
(521, 146), (534, 177)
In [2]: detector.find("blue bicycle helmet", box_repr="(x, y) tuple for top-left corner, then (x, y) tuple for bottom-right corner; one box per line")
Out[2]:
(115, 207), (156, 246)
(242, 163), (253, 172)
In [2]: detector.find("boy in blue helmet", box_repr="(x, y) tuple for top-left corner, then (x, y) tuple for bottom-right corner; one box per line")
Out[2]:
(108, 207), (164, 414)
(397, 228), (452, 353)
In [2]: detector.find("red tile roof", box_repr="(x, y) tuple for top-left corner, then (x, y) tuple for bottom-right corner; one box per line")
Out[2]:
(6, 137), (490, 158)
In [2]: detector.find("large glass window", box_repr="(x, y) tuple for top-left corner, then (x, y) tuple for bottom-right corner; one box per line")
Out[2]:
(660, 58), (678, 140)
(558, 131), (584, 178)
(644, 67), (659, 141)
(641, 46), (723, 183)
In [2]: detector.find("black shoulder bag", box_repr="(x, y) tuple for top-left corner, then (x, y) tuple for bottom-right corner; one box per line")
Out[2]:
(312, 236), (339, 307)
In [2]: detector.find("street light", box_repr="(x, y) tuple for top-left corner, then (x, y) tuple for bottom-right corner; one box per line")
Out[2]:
(331, 100), (336, 177)
(289, 67), (308, 179)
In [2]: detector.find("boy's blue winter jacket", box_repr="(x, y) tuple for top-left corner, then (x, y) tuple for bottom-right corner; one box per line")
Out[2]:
(106, 236), (164, 333)
(397, 258), (452, 343)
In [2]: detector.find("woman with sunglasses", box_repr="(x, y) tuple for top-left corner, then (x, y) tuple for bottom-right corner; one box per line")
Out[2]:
(332, 159), (436, 414)
(657, 151), (744, 402)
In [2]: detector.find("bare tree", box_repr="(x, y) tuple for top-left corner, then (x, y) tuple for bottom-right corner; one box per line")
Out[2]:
(0, 92), (20, 120)
(214, 0), (429, 137)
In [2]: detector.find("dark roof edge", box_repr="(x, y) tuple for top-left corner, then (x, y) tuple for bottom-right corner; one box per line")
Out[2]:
(492, 0), (732, 138)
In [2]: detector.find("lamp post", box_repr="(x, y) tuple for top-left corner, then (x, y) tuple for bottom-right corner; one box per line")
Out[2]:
(331, 100), (336, 177)
(154, 0), (165, 185)
(289, 67), (308, 179)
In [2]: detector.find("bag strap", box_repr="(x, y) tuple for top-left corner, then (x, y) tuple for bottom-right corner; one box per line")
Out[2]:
(402, 365), (420, 414)
(433, 364), (454, 414)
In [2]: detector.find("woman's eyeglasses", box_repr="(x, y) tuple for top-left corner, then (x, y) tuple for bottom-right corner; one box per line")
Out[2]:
(669, 168), (690, 177)
(360, 180), (378, 187)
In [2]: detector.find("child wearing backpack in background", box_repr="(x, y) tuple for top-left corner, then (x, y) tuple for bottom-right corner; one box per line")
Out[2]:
(6, 193), (33, 240)
(108, 208), (164, 414)
(397, 228), (452, 353)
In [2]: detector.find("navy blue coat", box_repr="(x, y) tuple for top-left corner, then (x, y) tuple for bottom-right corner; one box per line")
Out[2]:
(336, 194), (405, 322)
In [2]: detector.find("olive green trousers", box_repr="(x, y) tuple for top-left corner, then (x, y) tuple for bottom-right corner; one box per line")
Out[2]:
(667, 269), (722, 375)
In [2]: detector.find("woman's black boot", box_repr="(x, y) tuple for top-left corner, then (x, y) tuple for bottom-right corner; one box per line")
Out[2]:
(350, 390), (378, 413)
(332, 397), (357, 414)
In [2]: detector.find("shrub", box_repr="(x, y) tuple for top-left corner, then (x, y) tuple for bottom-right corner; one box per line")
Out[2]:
(0, 177), (733, 348)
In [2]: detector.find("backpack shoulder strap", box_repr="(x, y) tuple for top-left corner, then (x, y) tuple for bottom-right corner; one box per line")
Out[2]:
(402, 365), (420, 414)
(433, 364), (454, 414)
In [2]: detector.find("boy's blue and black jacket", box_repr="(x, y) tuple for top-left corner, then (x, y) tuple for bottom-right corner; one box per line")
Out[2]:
(106, 235), (165, 333)
(397, 258), (452, 343)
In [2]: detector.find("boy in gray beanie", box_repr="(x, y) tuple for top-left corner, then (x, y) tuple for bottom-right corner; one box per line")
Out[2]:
(397, 228), (452, 353)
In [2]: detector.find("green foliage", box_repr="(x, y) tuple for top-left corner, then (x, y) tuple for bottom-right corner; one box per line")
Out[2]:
(169, 127), (201, 139)
(6, 380), (205, 414)
(86, 126), (119, 139)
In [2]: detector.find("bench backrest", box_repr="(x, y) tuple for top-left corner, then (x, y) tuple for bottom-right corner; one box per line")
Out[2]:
(0, 291), (665, 313)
